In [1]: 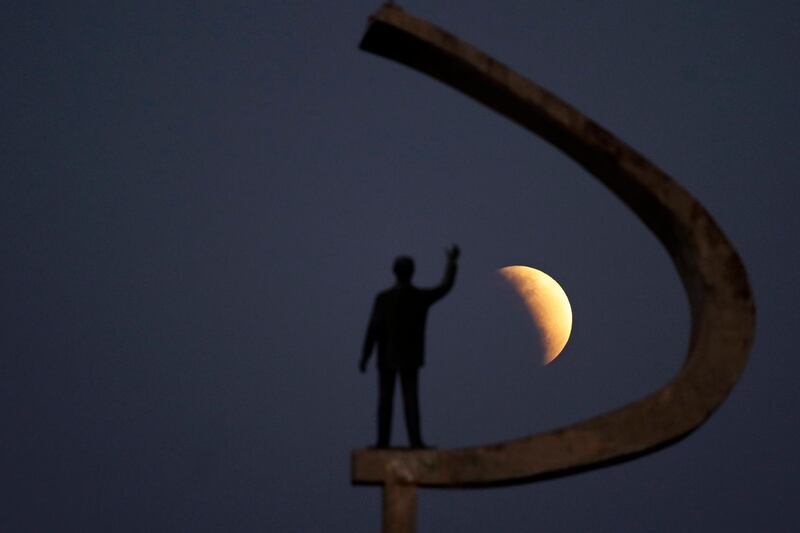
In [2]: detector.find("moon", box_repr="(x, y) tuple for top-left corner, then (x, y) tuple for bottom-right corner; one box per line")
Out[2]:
(499, 266), (573, 365)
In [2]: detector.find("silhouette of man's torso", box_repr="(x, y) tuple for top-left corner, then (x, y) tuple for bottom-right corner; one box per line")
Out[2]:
(370, 285), (443, 370)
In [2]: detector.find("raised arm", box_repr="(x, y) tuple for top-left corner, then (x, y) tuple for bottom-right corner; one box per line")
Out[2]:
(427, 244), (459, 302)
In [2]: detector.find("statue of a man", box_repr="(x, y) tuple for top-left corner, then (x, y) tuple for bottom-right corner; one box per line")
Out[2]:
(359, 245), (460, 448)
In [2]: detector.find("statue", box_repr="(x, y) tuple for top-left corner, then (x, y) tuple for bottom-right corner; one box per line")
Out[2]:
(360, 246), (460, 448)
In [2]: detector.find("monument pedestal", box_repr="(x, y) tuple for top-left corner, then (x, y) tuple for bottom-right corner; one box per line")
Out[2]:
(383, 480), (416, 533)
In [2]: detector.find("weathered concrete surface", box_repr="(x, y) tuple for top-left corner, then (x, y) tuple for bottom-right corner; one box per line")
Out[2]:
(383, 477), (416, 533)
(353, 5), (755, 489)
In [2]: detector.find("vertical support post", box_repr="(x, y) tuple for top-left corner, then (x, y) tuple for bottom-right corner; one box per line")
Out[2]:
(382, 479), (417, 533)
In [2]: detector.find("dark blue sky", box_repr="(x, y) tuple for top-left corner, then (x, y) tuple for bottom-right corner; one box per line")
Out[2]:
(3, 1), (798, 531)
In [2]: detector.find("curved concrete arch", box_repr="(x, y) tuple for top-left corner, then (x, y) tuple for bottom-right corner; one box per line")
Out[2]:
(352, 4), (755, 491)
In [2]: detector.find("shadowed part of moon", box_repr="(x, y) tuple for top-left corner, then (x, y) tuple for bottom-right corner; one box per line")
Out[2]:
(499, 266), (572, 365)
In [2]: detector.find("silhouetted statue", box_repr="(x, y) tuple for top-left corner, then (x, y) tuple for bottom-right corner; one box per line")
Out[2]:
(359, 245), (460, 448)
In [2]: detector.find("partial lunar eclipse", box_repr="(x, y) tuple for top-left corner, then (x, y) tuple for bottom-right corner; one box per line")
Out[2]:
(499, 266), (573, 365)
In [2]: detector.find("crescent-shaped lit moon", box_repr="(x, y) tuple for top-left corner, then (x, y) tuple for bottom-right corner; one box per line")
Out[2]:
(499, 266), (572, 365)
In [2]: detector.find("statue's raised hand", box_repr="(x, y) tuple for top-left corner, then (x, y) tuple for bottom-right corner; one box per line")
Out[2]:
(446, 244), (460, 262)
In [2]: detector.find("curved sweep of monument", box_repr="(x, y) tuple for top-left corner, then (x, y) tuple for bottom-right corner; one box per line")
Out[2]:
(352, 4), (755, 529)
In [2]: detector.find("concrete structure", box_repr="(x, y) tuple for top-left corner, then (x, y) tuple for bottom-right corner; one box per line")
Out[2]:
(353, 5), (755, 532)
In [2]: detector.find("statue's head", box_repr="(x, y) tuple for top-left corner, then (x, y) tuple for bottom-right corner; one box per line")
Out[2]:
(393, 256), (414, 283)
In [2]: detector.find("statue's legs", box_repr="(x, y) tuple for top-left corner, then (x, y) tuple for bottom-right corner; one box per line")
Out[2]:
(400, 369), (423, 447)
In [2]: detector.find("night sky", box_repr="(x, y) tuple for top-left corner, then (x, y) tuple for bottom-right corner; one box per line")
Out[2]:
(3, 1), (799, 531)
